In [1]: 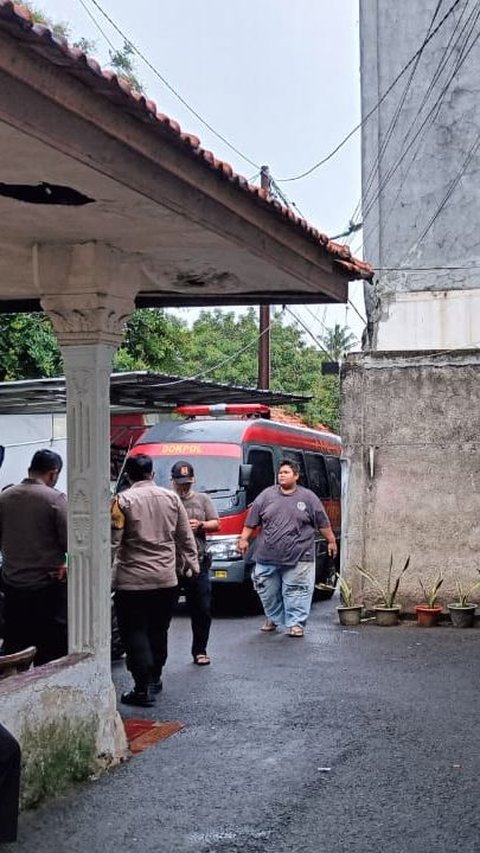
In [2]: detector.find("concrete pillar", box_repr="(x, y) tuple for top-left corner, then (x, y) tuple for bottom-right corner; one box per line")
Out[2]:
(61, 343), (116, 654)
(37, 243), (136, 656)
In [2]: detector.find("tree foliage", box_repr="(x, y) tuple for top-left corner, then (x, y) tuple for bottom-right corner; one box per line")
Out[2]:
(0, 314), (62, 381)
(321, 323), (357, 360)
(23, 3), (142, 91)
(0, 308), (344, 430)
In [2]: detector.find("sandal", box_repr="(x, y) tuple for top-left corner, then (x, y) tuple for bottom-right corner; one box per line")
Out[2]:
(260, 620), (277, 632)
(287, 625), (304, 638)
(193, 654), (211, 665)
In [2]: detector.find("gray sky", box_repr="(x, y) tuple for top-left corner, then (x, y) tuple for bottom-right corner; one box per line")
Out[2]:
(41, 0), (365, 343)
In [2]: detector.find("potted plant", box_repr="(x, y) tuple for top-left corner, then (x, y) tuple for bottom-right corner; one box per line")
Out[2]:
(415, 573), (443, 627)
(335, 574), (363, 626)
(355, 555), (410, 626)
(447, 573), (480, 628)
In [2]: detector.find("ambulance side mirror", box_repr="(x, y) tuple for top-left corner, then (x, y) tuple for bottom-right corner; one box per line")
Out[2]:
(238, 464), (252, 488)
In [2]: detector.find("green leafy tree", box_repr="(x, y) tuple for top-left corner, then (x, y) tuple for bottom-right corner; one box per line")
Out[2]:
(114, 309), (189, 373)
(0, 314), (62, 380)
(176, 309), (340, 430)
(321, 323), (357, 360)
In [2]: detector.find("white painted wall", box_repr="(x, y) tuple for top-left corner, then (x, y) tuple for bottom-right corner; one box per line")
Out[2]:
(376, 288), (480, 350)
(0, 413), (67, 491)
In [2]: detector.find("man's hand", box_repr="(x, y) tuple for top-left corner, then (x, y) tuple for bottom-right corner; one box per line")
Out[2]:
(189, 518), (202, 531)
(327, 540), (338, 559)
(236, 537), (249, 555)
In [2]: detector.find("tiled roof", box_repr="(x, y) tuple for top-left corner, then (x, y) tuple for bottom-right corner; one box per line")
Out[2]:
(270, 406), (333, 433)
(0, 2), (374, 282)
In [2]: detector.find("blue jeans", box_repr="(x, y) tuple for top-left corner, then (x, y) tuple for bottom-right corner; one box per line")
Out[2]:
(253, 561), (315, 628)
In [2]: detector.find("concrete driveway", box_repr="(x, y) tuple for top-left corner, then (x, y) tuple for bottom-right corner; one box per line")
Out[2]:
(9, 597), (480, 852)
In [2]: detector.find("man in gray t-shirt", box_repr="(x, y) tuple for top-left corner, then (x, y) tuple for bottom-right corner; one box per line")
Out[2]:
(171, 461), (219, 665)
(237, 458), (337, 637)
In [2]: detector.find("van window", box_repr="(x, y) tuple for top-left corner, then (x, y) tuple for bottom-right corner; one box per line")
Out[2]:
(246, 448), (275, 503)
(325, 456), (341, 499)
(305, 452), (330, 499)
(280, 449), (307, 487)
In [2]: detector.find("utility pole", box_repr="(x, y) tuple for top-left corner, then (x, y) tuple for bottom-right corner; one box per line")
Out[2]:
(258, 165), (271, 390)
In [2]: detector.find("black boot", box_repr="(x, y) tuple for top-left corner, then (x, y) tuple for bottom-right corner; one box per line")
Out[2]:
(120, 685), (155, 708)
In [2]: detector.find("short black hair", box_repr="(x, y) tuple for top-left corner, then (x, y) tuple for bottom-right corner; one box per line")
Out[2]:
(278, 458), (300, 475)
(29, 449), (63, 474)
(124, 454), (153, 482)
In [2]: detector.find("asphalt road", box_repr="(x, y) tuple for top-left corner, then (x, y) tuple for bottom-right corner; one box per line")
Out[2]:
(9, 596), (480, 853)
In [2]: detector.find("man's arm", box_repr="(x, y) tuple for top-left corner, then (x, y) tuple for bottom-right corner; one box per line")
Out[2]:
(175, 501), (200, 576)
(312, 495), (338, 559)
(189, 495), (220, 534)
(53, 493), (68, 555)
(319, 524), (338, 559)
(236, 525), (256, 556)
(110, 496), (125, 558)
(236, 491), (264, 555)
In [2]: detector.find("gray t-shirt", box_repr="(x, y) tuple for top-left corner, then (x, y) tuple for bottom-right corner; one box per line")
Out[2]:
(245, 485), (330, 566)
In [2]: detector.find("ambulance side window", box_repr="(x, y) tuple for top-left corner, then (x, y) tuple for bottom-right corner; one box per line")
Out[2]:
(305, 452), (330, 499)
(280, 449), (307, 487)
(325, 456), (341, 499)
(246, 448), (275, 503)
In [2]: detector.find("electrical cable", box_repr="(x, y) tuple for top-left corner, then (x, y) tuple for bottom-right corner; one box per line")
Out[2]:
(132, 312), (278, 388)
(79, 0), (260, 170)
(348, 300), (368, 325)
(361, 2), (480, 244)
(284, 307), (332, 356)
(374, 264), (480, 271)
(77, 0), (116, 51)
(406, 132), (480, 252)
(361, 9), (480, 246)
(275, 0), (464, 183)
(357, 0), (447, 227)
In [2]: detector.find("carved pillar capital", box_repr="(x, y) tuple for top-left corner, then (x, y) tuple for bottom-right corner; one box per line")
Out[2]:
(42, 291), (135, 346)
(35, 242), (137, 346)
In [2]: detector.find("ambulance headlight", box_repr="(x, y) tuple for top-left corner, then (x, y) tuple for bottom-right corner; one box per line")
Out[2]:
(207, 536), (243, 561)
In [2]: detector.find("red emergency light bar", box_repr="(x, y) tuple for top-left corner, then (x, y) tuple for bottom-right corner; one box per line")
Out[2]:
(175, 404), (270, 418)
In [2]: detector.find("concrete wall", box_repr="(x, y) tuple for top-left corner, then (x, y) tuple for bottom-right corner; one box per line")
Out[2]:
(341, 350), (480, 609)
(0, 654), (127, 807)
(360, 0), (480, 348)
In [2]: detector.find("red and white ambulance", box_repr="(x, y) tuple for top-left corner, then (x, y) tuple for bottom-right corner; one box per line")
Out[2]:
(129, 404), (341, 596)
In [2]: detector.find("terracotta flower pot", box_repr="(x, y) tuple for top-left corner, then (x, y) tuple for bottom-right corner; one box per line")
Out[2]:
(337, 605), (362, 627)
(415, 604), (443, 627)
(374, 605), (401, 626)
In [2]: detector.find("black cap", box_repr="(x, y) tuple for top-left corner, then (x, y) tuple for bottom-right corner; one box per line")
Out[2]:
(171, 460), (195, 483)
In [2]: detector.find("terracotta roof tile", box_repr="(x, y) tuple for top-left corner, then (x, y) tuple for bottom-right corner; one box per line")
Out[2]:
(270, 406), (333, 433)
(0, 1), (374, 282)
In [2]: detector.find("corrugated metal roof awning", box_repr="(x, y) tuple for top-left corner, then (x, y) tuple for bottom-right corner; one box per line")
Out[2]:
(0, 372), (311, 414)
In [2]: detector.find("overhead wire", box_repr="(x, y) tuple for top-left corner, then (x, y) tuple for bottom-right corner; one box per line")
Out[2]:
(309, 0), (459, 253)
(361, 2), (480, 248)
(134, 311), (281, 388)
(78, 0), (260, 170)
(77, 0), (117, 51)
(354, 0), (446, 229)
(284, 307), (333, 357)
(403, 130), (480, 256)
(275, 0), (464, 183)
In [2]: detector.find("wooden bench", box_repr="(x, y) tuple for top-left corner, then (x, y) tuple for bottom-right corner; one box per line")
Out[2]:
(0, 646), (37, 679)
